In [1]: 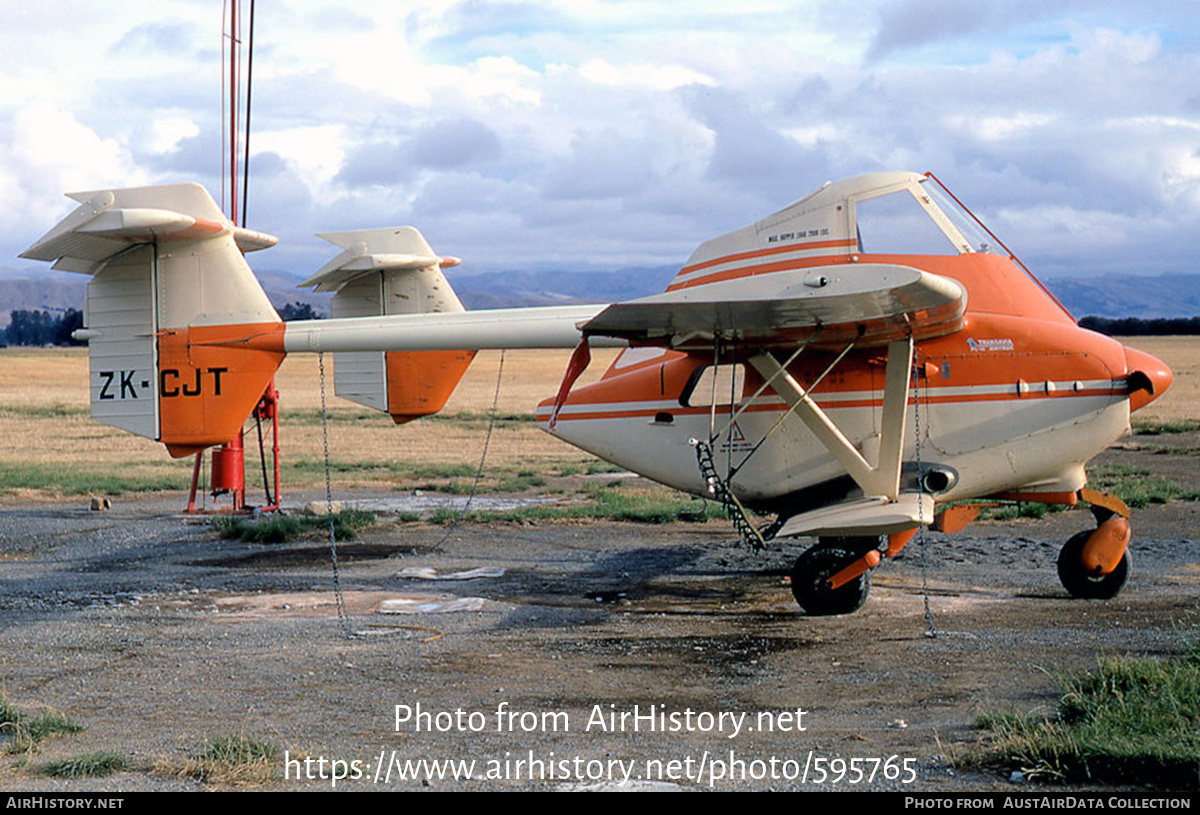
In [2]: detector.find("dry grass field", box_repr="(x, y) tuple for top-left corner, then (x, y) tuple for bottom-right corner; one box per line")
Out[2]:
(1120, 336), (1199, 423)
(0, 338), (1195, 500)
(0, 347), (622, 499)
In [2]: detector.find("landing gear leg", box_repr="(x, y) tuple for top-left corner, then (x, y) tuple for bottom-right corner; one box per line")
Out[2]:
(790, 537), (879, 616)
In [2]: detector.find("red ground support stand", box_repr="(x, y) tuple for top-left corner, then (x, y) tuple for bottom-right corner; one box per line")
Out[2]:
(184, 380), (281, 514)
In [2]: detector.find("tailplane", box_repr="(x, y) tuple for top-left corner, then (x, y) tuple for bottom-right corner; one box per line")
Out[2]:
(20, 183), (285, 457)
(300, 227), (474, 423)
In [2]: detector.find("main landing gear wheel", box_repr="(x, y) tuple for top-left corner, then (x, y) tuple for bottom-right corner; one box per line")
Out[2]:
(790, 541), (872, 616)
(1056, 530), (1131, 599)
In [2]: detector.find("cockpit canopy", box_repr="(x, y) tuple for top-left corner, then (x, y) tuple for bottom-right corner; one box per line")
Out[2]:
(672, 170), (1069, 323)
(689, 171), (1007, 267)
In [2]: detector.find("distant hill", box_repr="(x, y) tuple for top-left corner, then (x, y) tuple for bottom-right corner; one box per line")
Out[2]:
(0, 269), (333, 329)
(0, 265), (680, 328)
(449, 266), (679, 310)
(0, 278), (84, 327)
(1043, 272), (1200, 319)
(3, 265), (1198, 329)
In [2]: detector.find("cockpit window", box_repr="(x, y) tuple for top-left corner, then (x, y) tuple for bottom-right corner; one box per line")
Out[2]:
(681, 364), (746, 408)
(851, 177), (1009, 258)
(853, 187), (961, 255)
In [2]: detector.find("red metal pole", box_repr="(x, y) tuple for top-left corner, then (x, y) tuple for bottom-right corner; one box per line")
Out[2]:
(187, 451), (204, 513)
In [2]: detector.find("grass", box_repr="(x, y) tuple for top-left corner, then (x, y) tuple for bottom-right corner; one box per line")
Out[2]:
(0, 404), (88, 419)
(286, 459), (562, 495)
(0, 695), (85, 754)
(429, 483), (728, 525)
(1132, 417), (1200, 435)
(969, 463), (1199, 522)
(1088, 464), (1200, 508)
(281, 408), (532, 430)
(41, 751), (126, 778)
(199, 733), (280, 764)
(0, 462), (189, 496)
(425, 411), (534, 430)
(2, 344), (1196, 504)
(213, 509), (377, 543)
(586, 460), (628, 475)
(0, 348), (622, 499)
(161, 733), (280, 785)
(973, 643), (1200, 786)
(980, 502), (1052, 521)
(285, 458), (478, 480)
(498, 470), (546, 492)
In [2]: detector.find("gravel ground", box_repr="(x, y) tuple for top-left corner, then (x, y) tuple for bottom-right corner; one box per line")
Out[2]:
(0, 446), (1198, 792)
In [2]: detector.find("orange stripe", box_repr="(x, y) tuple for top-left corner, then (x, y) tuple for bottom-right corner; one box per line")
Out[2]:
(667, 255), (850, 292)
(678, 238), (857, 276)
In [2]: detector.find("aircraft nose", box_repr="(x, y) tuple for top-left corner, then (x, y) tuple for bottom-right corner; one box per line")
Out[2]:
(1123, 345), (1173, 412)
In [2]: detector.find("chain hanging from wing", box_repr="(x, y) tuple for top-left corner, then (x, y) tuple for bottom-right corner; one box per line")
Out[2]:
(692, 437), (767, 550)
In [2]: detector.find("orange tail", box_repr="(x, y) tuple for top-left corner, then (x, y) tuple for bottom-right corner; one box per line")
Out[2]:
(300, 226), (475, 423)
(21, 183), (285, 455)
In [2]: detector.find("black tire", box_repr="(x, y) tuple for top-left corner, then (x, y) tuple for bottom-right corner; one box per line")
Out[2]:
(790, 544), (871, 616)
(1056, 530), (1131, 600)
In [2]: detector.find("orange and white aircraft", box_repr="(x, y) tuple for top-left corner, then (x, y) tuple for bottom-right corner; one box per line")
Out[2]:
(21, 171), (1172, 615)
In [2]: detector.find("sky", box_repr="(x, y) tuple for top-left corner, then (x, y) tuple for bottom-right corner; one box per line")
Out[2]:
(2, 0), (1199, 282)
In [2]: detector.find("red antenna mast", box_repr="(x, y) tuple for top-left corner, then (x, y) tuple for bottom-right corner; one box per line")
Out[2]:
(188, 0), (281, 514)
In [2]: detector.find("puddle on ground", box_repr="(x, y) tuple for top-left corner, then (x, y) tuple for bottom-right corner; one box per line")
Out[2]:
(151, 590), (493, 618)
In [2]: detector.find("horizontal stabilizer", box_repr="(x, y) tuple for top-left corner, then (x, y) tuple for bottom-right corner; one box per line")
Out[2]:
(21, 183), (276, 274)
(303, 226), (474, 421)
(301, 226), (461, 293)
(21, 182), (283, 454)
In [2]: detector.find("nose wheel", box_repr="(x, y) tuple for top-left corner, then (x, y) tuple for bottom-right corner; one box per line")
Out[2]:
(1053, 490), (1134, 600)
(1057, 529), (1131, 599)
(790, 539), (874, 616)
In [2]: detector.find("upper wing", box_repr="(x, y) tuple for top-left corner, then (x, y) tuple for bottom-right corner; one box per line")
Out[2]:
(580, 264), (965, 349)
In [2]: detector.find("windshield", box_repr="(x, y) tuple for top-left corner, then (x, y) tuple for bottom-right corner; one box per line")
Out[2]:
(918, 178), (1006, 256)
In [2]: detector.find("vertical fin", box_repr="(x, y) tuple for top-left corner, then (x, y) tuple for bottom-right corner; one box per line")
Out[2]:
(21, 183), (285, 455)
(305, 227), (475, 422)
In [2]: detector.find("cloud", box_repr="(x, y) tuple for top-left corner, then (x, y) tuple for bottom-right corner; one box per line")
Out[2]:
(411, 117), (503, 168)
(4, 1), (1200, 282)
(111, 21), (198, 56)
(864, 0), (1096, 63)
(146, 117), (202, 154)
(1, 101), (143, 241)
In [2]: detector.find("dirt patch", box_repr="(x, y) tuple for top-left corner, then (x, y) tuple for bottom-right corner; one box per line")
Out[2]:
(0, 483), (1197, 792)
(192, 542), (430, 569)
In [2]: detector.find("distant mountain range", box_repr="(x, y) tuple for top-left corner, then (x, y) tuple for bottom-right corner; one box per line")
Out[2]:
(448, 266), (680, 310)
(1042, 272), (1200, 320)
(1, 265), (1197, 329)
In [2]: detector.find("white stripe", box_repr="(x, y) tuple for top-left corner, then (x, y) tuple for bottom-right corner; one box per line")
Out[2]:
(537, 379), (1120, 417)
(671, 244), (850, 287)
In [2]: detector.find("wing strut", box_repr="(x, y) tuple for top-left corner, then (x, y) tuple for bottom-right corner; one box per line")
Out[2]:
(747, 336), (913, 501)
